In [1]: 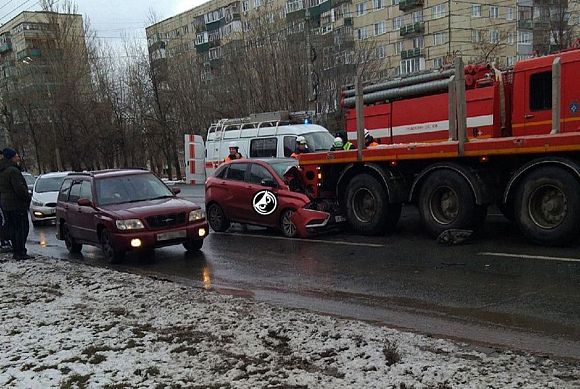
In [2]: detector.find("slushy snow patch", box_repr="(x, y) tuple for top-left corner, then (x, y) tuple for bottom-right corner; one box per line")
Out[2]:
(0, 256), (578, 388)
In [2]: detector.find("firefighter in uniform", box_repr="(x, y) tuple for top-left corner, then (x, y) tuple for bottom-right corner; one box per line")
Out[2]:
(224, 141), (243, 162)
(335, 131), (355, 151)
(330, 137), (343, 151)
(291, 136), (310, 158)
(364, 129), (379, 148)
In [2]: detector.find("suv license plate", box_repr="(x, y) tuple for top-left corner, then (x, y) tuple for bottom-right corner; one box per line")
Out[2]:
(335, 215), (346, 222)
(157, 230), (187, 241)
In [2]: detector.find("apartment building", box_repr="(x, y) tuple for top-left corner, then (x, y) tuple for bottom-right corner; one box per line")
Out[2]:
(0, 11), (85, 145)
(146, 0), (578, 102)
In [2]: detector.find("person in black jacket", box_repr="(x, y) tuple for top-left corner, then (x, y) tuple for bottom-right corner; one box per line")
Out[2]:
(0, 148), (32, 260)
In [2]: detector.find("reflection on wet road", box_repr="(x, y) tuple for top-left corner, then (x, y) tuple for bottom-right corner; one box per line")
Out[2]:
(25, 185), (580, 359)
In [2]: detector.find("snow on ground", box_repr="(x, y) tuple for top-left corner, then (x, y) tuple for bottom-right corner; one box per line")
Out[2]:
(0, 255), (579, 389)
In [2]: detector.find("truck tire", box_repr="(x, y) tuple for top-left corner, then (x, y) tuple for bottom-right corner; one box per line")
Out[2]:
(514, 166), (580, 246)
(419, 170), (487, 237)
(345, 174), (400, 235)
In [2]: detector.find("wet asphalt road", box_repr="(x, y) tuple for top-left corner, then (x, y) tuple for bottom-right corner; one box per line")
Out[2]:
(27, 185), (580, 359)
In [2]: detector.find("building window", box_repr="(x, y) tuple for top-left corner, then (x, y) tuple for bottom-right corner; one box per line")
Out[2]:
(433, 32), (446, 45)
(373, 0), (384, 9)
(506, 7), (514, 20)
(489, 6), (499, 19)
(391, 0), (399, 4)
(374, 21), (385, 35)
(357, 27), (369, 40)
(490, 29), (499, 43)
(242, 0), (249, 12)
(208, 47), (222, 60)
(394, 41), (403, 54)
(507, 32), (514, 45)
(506, 56), (515, 66)
(413, 36), (423, 48)
(393, 16), (402, 29)
(518, 31), (531, 45)
(356, 2), (365, 16)
(529, 71), (551, 111)
(377, 45), (386, 58)
(472, 5), (481, 17)
(432, 4), (446, 19)
(471, 29), (481, 43)
(400, 57), (424, 74)
(254, 0), (262, 7)
(412, 10), (423, 22)
(433, 57), (444, 69)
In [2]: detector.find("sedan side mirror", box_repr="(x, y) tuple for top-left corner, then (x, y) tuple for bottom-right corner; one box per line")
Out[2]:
(171, 187), (181, 195)
(261, 178), (277, 188)
(77, 198), (93, 207)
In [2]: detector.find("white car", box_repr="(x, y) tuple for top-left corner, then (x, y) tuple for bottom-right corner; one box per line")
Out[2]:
(30, 172), (71, 226)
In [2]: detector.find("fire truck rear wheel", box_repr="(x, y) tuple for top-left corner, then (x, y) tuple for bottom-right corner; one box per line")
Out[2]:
(419, 170), (486, 236)
(514, 166), (580, 246)
(345, 174), (400, 235)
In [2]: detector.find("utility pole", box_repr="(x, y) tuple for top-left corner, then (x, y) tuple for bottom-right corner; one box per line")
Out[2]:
(447, 0), (452, 55)
(305, 7), (316, 113)
(355, 67), (364, 161)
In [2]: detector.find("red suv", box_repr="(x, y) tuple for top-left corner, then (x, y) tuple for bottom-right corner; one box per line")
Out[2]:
(205, 158), (339, 237)
(56, 169), (208, 263)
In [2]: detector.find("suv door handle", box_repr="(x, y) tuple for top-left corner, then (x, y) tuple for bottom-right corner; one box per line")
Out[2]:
(524, 114), (534, 119)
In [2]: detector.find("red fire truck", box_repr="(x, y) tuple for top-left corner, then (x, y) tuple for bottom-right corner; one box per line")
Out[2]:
(296, 49), (580, 246)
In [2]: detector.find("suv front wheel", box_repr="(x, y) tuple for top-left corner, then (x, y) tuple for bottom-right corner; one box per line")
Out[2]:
(183, 239), (203, 252)
(100, 228), (125, 264)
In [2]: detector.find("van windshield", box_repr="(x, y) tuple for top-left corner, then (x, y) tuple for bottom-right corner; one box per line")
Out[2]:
(303, 132), (334, 151)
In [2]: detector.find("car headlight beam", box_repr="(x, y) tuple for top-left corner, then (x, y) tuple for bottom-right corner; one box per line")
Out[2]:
(115, 219), (145, 230)
(189, 209), (205, 222)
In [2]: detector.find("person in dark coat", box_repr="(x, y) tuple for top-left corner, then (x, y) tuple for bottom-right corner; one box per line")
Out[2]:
(0, 148), (32, 260)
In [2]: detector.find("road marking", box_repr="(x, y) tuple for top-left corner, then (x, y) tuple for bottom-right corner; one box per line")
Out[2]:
(478, 252), (580, 263)
(212, 232), (385, 248)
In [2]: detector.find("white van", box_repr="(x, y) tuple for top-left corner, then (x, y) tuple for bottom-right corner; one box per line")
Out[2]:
(184, 111), (334, 183)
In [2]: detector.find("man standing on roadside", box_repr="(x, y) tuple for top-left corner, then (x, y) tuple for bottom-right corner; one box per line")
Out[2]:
(0, 148), (32, 260)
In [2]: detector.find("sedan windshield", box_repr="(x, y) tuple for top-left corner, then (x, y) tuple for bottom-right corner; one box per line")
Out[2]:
(269, 160), (298, 178)
(96, 173), (174, 206)
(35, 176), (66, 193)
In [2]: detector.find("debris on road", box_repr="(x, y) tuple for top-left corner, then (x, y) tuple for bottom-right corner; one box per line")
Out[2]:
(1, 255), (578, 388)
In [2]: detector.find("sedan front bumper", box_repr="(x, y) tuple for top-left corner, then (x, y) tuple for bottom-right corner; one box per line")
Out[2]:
(30, 205), (57, 222)
(292, 208), (343, 238)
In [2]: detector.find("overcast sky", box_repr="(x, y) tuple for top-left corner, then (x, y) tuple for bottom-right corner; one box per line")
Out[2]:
(0, 0), (209, 45)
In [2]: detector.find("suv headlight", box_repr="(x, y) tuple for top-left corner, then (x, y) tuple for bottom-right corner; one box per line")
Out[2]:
(189, 209), (205, 222)
(32, 199), (43, 207)
(115, 219), (145, 230)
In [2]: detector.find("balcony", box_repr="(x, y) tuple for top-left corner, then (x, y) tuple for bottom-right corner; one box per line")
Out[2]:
(401, 48), (423, 59)
(399, 0), (423, 12)
(0, 42), (12, 53)
(518, 19), (532, 29)
(400, 22), (424, 36)
(534, 20), (551, 29)
(17, 48), (41, 61)
(308, 0), (332, 19)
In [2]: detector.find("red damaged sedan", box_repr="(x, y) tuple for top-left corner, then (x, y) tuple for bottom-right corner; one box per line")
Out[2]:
(205, 158), (340, 238)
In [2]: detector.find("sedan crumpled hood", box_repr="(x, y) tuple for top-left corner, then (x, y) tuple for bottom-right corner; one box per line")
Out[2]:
(99, 197), (200, 219)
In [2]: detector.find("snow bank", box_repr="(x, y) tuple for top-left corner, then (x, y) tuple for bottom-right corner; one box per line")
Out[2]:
(0, 256), (578, 388)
